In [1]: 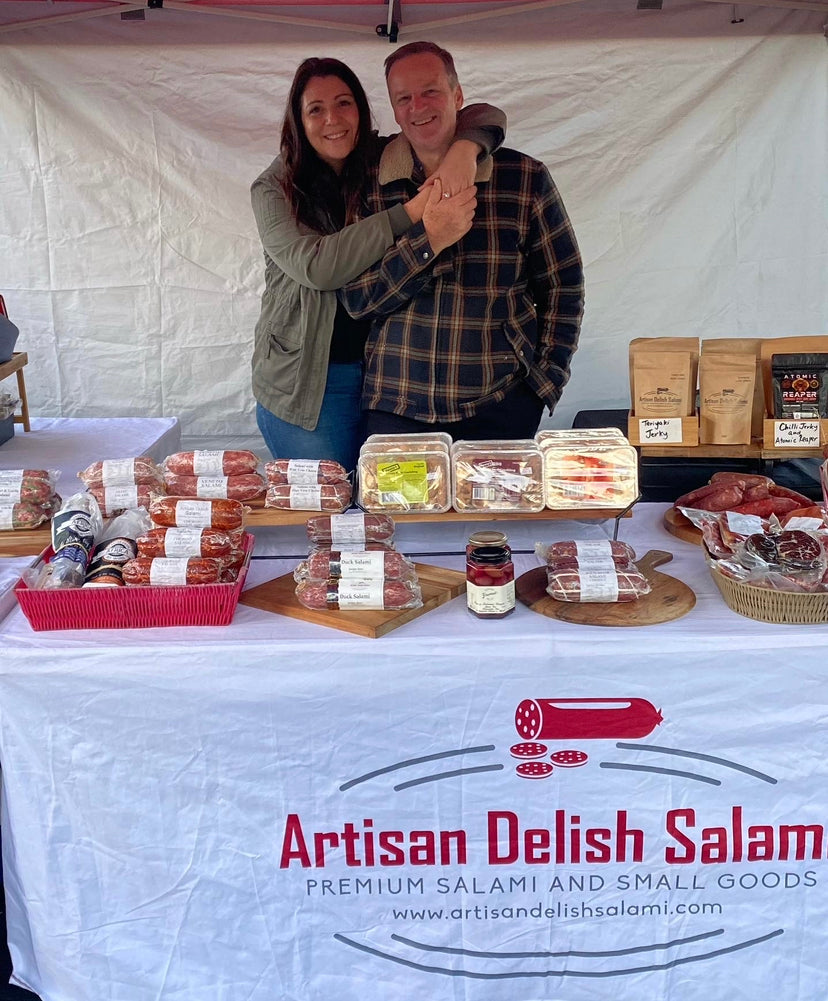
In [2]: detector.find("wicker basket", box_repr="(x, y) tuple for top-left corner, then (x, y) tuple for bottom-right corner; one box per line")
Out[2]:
(709, 563), (828, 624)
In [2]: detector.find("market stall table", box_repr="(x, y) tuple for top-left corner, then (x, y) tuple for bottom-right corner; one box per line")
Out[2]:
(0, 503), (827, 1001)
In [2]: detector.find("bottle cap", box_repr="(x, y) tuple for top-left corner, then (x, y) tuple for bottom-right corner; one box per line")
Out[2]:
(468, 530), (508, 547)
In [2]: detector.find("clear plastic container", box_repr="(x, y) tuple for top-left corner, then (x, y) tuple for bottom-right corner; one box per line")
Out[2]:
(451, 439), (544, 513)
(357, 435), (452, 514)
(539, 440), (639, 510)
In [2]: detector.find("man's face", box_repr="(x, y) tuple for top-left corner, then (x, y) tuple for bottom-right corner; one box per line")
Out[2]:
(386, 52), (463, 162)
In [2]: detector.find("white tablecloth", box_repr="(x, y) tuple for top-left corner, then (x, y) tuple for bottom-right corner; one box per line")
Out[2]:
(0, 416), (181, 498)
(1, 504), (827, 1001)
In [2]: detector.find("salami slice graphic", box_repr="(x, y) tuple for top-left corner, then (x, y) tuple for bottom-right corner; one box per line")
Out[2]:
(516, 761), (554, 779)
(515, 698), (663, 740)
(549, 749), (588, 767)
(509, 742), (548, 759)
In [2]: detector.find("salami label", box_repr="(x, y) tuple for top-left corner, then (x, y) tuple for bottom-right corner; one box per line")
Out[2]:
(336, 580), (385, 609)
(336, 551), (386, 578)
(149, 558), (190, 586)
(173, 500), (213, 528)
(163, 527), (204, 557)
(286, 459), (322, 485)
(574, 540), (614, 559)
(192, 450), (226, 476)
(288, 485), (324, 510)
(103, 484), (139, 511)
(330, 512), (367, 548)
(0, 470), (24, 503)
(574, 567), (620, 602)
(195, 477), (229, 499)
(101, 458), (137, 487)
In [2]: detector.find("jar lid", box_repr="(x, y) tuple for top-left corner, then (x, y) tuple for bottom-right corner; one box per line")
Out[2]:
(468, 530), (509, 547)
(468, 545), (511, 564)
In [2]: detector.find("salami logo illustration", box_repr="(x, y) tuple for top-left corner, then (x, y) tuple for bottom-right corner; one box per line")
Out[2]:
(515, 698), (663, 741)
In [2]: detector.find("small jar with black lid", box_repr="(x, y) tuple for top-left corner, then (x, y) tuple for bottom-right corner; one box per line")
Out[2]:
(466, 544), (516, 619)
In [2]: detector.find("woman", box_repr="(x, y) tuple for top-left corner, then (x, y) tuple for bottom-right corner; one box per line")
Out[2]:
(251, 56), (505, 471)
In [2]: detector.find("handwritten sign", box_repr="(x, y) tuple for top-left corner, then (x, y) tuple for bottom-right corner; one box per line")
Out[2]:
(773, 421), (820, 448)
(637, 418), (683, 444)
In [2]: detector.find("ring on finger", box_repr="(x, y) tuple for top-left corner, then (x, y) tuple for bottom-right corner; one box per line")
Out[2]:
(443, 192), (450, 199)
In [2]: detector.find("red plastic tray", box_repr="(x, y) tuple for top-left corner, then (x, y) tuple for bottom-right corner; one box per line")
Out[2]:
(14, 534), (253, 631)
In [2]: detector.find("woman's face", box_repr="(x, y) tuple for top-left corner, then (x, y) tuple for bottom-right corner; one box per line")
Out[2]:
(300, 75), (360, 172)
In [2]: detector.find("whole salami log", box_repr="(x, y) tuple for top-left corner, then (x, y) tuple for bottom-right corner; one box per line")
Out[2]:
(546, 565), (651, 602)
(515, 698), (664, 740)
(0, 501), (52, 530)
(265, 481), (351, 512)
(122, 556), (222, 586)
(536, 540), (636, 568)
(78, 456), (163, 488)
(148, 497), (245, 532)
(136, 526), (237, 559)
(163, 450), (260, 476)
(0, 469), (55, 506)
(678, 484), (744, 512)
(264, 458), (349, 485)
(306, 512), (395, 546)
(730, 496), (799, 517)
(87, 483), (161, 518)
(163, 473), (265, 502)
(768, 483), (814, 507)
(295, 548), (415, 582)
(295, 578), (422, 610)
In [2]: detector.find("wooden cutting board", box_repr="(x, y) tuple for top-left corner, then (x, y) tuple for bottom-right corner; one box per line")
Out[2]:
(239, 562), (466, 638)
(663, 507), (702, 545)
(515, 550), (696, 627)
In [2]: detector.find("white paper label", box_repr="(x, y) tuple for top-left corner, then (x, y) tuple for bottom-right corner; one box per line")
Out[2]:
(773, 421), (820, 447)
(0, 470), (24, 503)
(103, 484), (139, 511)
(571, 553), (617, 573)
(0, 506), (15, 529)
(637, 418), (683, 444)
(101, 458), (137, 487)
(174, 500), (213, 528)
(192, 450), (225, 476)
(149, 558), (189, 585)
(163, 527), (204, 557)
(289, 484), (323, 510)
(196, 476), (229, 499)
(337, 579), (385, 608)
(725, 511), (766, 535)
(576, 567), (620, 602)
(574, 540), (614, 560)
(783, 516), (825, 531)
(467, 580), (516, 615)
(287, 459), (322, 484)
(337, 551), (386, 578)
(330, 512), (366, 547)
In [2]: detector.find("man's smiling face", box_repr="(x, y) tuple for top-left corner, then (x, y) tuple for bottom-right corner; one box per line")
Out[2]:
(387, 52), (463, 165)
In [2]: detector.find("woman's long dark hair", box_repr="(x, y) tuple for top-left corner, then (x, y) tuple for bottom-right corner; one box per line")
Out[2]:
(280, 58), (375, 234)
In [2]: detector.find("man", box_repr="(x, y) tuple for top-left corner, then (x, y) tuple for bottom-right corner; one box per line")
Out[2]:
(339, 40), (585, 440)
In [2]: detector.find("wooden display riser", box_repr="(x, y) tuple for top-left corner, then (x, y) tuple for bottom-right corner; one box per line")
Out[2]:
(1, 503), (634, 558)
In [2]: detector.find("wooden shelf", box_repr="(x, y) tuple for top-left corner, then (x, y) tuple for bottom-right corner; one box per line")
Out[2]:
(0, 352), (30, 431)
(639, 440), (824, 461)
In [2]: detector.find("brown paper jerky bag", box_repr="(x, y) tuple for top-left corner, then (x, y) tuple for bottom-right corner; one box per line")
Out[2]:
(702, 338), (763, 440)
(699, 350), (756, 444)
(629, 337), (699, 418)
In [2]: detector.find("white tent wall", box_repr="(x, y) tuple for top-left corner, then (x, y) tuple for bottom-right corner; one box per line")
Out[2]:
(1, 0), (827, 436)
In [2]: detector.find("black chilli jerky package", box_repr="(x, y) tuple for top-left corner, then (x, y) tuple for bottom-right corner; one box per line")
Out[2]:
(771, 353), (828, 419)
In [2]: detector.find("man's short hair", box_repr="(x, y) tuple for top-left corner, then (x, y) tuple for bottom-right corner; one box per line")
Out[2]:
(384, 40), (459, 88)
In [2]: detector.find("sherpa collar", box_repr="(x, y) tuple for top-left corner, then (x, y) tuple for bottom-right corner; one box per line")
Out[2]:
(378, 133), (494, 186)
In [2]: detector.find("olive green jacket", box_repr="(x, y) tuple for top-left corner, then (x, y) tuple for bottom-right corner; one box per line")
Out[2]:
(251, 110), (506, 430)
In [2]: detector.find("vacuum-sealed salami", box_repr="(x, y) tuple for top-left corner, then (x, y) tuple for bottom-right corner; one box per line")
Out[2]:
(163, 450), (260, 477)
(295, 578), (422, 610)
(0, 469), (57, 506)
(546, 563), (651, 602)
(136, 526), (238, 559)
(265, 481), (351, 512)
(78, 456), (164, 488)
(148, 496), (245, 532)
(306, 512), (395, 547)
(264, 458), (348, 485)
(122, 556), (223, 586)
(86, 483), (161, 518)
(294, 548), (416, 583)
(163, 473), (265, 502)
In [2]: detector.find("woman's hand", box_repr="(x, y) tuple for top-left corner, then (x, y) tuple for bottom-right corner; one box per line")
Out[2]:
(402, 185), (431, 224)
(428, 139), (480, 197)
(422, 177), (476, 255)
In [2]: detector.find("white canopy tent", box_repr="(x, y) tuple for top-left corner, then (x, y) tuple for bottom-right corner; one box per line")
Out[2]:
(1, 0), (826, 435)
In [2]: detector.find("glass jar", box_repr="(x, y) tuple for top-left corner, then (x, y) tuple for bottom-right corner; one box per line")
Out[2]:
(466, 544), (516, 619)
(465, 530), (511, 558)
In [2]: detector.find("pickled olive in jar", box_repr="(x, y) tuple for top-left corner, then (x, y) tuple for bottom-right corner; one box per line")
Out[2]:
(466, 545), (515, 619)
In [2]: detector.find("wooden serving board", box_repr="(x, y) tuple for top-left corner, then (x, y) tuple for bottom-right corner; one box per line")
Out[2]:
(0, 525), (51, 559)
(239, 562), (466, 638)
(515, 550), (696, 627)
(663, 507), (702, 545)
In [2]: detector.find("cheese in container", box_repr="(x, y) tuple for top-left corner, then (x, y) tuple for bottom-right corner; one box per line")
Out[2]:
(356, 433), (451, 514)
(451, 439), (544, 513)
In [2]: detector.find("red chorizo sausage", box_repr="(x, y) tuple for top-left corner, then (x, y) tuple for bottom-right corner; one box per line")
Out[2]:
(768, 483), (815, 507)
(148, 496), (245, 531)
(730, 496), (799, 517)
(122, 556), (222, 586)
(683, 484), (744, 512)
(265, 481), (352, 512)
(163, 450), (260, 476)
(136, 526), (236, 559)
(709, 471), (773, 489)
(163, 473), (265, 502)
(264, 458), (349, 485)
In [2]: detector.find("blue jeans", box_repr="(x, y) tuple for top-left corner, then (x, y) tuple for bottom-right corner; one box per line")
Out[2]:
(256, 362), (365, 473)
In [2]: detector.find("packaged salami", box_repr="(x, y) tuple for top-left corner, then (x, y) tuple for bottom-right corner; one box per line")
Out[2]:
(295, 577), (423, 611)
(163, 450), (261, 477)
(451, 439), (544, 513)
(78, 456), (164, 488)
(306, 512), (396, 548)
